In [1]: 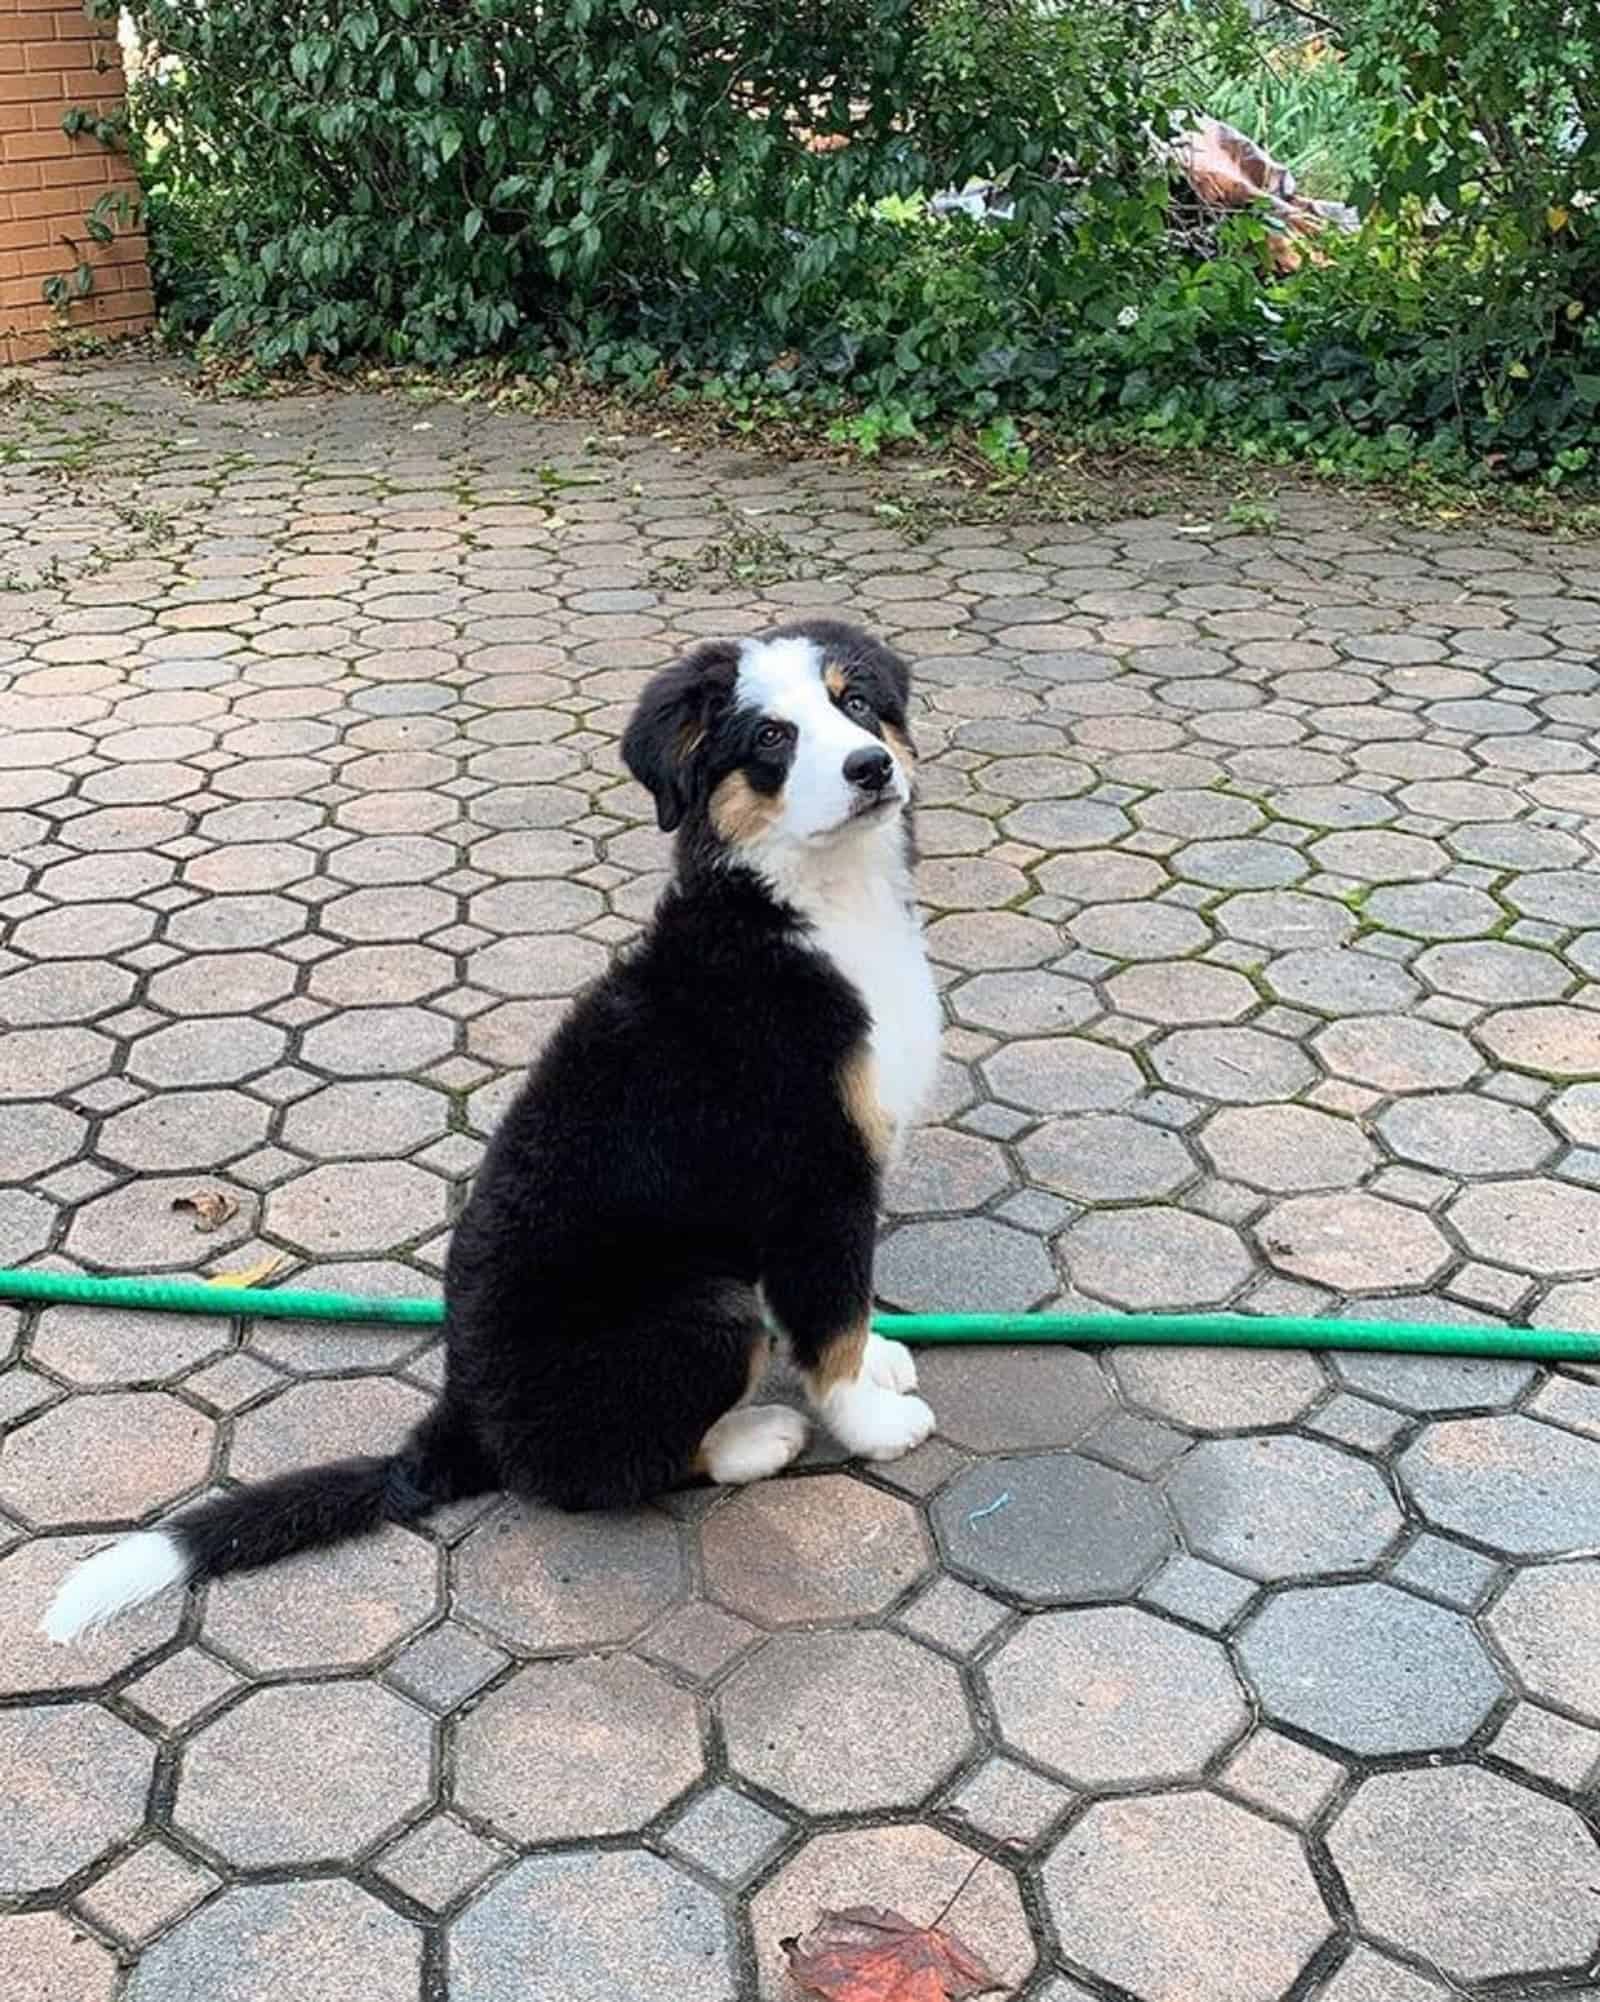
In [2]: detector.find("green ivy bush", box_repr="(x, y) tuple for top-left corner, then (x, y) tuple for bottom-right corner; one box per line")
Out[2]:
(120, 0), (1599, 483)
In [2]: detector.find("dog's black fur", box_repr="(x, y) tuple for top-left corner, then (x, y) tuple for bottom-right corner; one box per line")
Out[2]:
(100, 620), (919, 1591)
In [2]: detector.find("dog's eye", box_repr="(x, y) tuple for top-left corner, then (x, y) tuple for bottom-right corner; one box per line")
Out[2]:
(755, 721), (789, 749)
(842, 690), (873, 718)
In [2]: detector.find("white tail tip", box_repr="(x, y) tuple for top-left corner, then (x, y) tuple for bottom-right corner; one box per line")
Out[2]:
(42, 1531), (190, 1644)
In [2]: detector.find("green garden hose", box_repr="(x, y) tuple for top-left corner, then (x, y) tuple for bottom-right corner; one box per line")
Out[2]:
(0, 1266), (1594, 1363)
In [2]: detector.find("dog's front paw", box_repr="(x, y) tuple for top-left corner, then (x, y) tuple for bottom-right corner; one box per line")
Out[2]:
(863, 1332), (918, 1393)
(822, 1381), (936, 1461)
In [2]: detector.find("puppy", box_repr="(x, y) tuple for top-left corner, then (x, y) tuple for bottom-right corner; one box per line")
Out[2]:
(45, 618), (942, 1641)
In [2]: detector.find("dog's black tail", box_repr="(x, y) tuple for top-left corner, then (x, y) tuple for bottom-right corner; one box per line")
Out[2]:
(42, 1400), (493, 1644)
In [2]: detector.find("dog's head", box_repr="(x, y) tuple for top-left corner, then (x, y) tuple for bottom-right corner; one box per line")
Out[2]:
(622, 620), (916, 857)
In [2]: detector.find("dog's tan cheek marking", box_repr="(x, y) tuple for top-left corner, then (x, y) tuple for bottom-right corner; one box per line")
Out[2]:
(824, 662), (847, 699)
(810, 1317), (870, 1396)
(884, 722), (916, 775)
(709, 771), (780, 844)
(841, 1043), (892, 1166)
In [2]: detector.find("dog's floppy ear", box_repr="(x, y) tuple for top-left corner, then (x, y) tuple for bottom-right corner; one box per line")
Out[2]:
(622, 642), (736, 833)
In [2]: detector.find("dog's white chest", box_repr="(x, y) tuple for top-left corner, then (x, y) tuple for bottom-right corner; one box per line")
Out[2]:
(810, 876), (941, 1146)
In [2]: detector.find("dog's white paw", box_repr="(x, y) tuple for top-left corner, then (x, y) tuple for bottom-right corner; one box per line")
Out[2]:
(864, 1332), (918, 1393)
(700, 1403), (809, 1485)
(821, 1380), (936, 1462)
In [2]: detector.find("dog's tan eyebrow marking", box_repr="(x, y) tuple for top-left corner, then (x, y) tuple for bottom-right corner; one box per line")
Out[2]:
(823, 662), (848, 699)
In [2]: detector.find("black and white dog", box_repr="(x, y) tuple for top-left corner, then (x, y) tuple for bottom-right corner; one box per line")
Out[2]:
(46, 619), (942, 1641)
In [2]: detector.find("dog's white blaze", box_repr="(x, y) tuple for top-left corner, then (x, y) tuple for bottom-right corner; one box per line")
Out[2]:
(734, 636), (941, 1152)
(41, 1530), (189, 1644)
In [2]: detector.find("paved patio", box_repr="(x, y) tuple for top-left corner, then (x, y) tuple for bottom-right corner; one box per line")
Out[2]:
(1, 358), (1599, 2002)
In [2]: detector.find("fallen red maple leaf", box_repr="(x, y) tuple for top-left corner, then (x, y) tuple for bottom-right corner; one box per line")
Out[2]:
(781, 1904), (1005, 2002)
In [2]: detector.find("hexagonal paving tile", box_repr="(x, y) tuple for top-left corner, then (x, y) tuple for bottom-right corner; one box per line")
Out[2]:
(176, 1681), (432, 1865)
(1238, 1581), (1506, 1753)
(1044, 1791), (1333, 2002)
(1328, 1767), (1599, 1982)
(1401, 1414), (1600, 1555)
(1168, 1436), (1403, 1580)
(1486, 1560), (1600, 1723)
(934, 1454), (1173, 1604)
(453, 1498), (685, 1649)
(125, 1880), (421, 2002)
(986, 1605), (1247, 1786)
(0, 1702), (155, 1893)
(452, 1850), (735, 2002)
(702, 1476), (928, 1625)
(204, 1523), (438, 1672)
(455, 1654), (700, 1841)
(0, 1391), (212, 1526)
(720, 1629), (971, 1813)
(749, 1825), (1035, 2002)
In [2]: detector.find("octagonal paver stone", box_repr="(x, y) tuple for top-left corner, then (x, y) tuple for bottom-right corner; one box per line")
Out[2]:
(1045, 1791), (1333, 2002)
(265, 1159), (446, 1253)
(702, 1475), (928, 1625)
(750, 1825), (1035, 2002)
(0, 1702), (156, 1893)
(0, 1026), (113, 1099)
(1199, 1103), (1374, 1192)
(1258, 1192), (1451, 1292)
(1264, 948), (1419, 1017)
(1217, 890), (1354, 950)
(1068, 901), (1211, 960)
(0, 1911), (117, 2002)
(455, 1654), (700, 1841)
(934, 1454), (1173, 1604)
(1107, 962), (1257, 1025)
(99, 1088), (273, 1171)
(1377, 1092), (1557, 1175)
(1486, 1560), (1600, 1723)
(1449, 1178), (1600, 1273)
(1238, 1582), (1506, 1754)
(126, 1880), (421, 2002)
(452, 1850), (734, 2002)
(1021, 1112), (1196, 1203)
(300, 1005), (455, 1077)
(453, 1497), (685, 1649)
(1328, 1767), (1599, 1982)
(0, 1391), (212, 1526)
(720, 1630), (971, 1814)
(1415, 939), (1572, 1005)
(1314, 1016), (1479, 1092)
(280, 1080), (450, 1159)
(177, 1680), (432, 1865)
(876, 1217), (1056, 1312)
(1112, 1346), (1324, 1430)
(1477, 1003), (1600, 1079)
(1401, 1414), (1600, 1555)
(1169, 1436), (1402, 1581)
(0, 1534), (183, 1696)
(885, 1126), (1011, 1213)
(227, 1376), (429, 1482)
(1331, 1350), (1534, 1411)
(982, 1036), (1142, 1113)
(1312, 830), (1447, 882)
(987, 1606), (1247, 1787)
(914, 1344), (1113, 1452)
(0, 1100), (87, 1180)
(204, 1523), (438, 1672)
(1151, 1027), (1316, 1104)
(949, 968), (1098, 1035)
(1552, 1081), (1600, 1145)
(127, 1017), (288, 1087)
(1064, 1208), (1252, 1309)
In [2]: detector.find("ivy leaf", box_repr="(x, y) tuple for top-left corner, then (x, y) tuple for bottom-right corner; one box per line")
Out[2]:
(780, 1905), (1004, 2002)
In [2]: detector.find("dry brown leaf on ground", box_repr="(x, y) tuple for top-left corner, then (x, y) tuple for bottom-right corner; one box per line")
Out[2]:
(170, 1188), (239, 1234)
(781, 1904), (1005, 2002)
(206, 1251), (288, 1288)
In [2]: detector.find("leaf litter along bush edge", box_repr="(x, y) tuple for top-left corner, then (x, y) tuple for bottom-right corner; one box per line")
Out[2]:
(116, 0), (1600, 487)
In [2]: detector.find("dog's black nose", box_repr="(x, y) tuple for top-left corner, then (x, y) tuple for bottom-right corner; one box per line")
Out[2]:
(843, 745), (894, 792)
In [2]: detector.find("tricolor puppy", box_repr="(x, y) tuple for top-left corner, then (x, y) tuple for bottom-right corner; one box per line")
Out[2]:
(46, 619), (942, 1642)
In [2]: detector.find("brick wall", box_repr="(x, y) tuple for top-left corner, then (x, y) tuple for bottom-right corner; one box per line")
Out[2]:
(1, 0), (154, 364)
